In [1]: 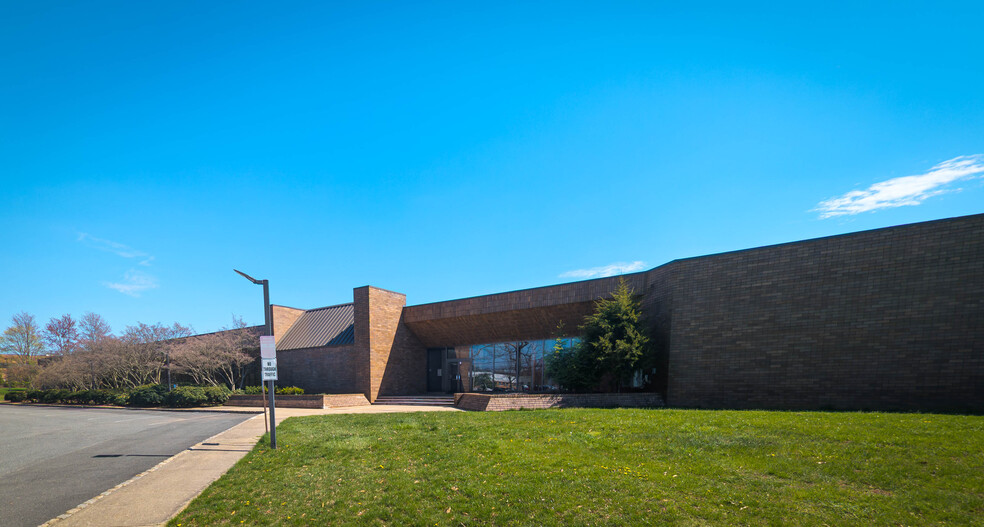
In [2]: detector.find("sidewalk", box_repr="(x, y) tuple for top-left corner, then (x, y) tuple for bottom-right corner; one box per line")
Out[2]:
(43, 404), (461, 527)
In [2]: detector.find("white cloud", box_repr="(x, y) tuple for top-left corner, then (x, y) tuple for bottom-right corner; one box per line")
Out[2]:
(560, 261), (646, 279)
(77, 233), (153, 261)
(104, 269), (159, 297)
(79, 234), (160, 295)
(815, 154), (984, 218)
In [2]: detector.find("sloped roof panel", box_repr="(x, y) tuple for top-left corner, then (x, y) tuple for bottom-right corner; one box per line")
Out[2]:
(277, 303), (355, 350)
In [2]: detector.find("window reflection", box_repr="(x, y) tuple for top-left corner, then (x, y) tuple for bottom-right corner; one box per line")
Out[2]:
(467, 338), (578, 393)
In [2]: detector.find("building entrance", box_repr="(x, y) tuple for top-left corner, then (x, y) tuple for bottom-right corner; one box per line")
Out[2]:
(445, 359), (471, 393)
(426, 349), (443, 392)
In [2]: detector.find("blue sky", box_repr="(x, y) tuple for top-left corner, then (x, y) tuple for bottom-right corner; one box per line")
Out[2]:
(2, 1), (982, 336)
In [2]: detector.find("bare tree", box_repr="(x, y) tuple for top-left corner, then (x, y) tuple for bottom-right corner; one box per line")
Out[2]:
(123, 322), (193, 344)
(108, 322), (194, 387)
(44, 314), (79, 355)
(37, 320), (196, 390)
(1, 312), (45, 363)
(214, 319), (259, 389)
(34, 352), (89, 390)
(32, 317), (256, 392)
(78, 312), (112, 351)
(4, 363), (40, 387)
(170, 318), (257, 389)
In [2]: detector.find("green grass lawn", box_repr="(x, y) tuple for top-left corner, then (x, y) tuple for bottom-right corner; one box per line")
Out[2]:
(170, 409), (984, 526)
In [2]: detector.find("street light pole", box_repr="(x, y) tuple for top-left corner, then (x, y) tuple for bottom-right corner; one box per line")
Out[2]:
(234, 269), (277, 449)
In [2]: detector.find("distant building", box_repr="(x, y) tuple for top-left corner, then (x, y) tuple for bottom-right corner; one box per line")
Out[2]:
(261, 213), (983, 413)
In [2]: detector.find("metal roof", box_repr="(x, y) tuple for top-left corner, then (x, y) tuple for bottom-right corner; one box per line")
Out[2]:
(277, 303), (355, 350)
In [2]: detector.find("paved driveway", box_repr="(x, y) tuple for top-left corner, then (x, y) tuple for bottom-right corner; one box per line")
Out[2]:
(0, 405), (252, 527)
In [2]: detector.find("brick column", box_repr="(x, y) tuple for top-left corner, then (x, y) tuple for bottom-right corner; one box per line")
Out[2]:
(353, 286), (427, 402)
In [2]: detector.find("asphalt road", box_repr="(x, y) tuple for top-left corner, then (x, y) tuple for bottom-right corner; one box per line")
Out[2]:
(0, 405), (252, 527)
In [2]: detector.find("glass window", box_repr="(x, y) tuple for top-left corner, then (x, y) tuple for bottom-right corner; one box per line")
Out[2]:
(470, 343), (495, 392)
(465, 336), (577, 393)
(494, 342), (515, 391)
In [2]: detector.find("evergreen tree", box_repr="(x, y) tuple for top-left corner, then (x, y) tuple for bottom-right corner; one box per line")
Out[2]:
(545, 331), (599, 393)
(579, 278), (650, 391)
(546, 280), (653, 392)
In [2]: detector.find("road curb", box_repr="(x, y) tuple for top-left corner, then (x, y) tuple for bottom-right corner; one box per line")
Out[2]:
(39, 448), (180, 527)
(0, 401), (263, 414)
(40, 414), (265, 527)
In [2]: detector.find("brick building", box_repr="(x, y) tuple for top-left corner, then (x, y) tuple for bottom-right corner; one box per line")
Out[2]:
(269, 213), (983, 412)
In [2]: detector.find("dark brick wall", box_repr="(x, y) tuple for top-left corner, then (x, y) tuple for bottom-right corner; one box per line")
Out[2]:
(405, 274), (648, 321)
(403, 274), (648, 346)
(277, 346), (361, 393)
(274, 344), (361, 394)
(637, 265), (675, 396)
(402, 272), (666, 392)
(402, 213), (983, 412)
(276, 214), (982, 412)
(663, 214), (984, 412)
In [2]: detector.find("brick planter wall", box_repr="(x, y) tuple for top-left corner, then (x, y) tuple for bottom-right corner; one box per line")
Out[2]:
(225, 394), (370, 409)
(322, 394), (371, 407)
(454, 392), (665, 411)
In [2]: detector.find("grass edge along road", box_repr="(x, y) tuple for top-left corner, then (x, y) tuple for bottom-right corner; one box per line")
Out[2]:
(170, 408), (983, 526)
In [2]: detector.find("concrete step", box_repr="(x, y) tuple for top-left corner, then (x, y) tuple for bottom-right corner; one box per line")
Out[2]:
(374, 395), (456, 406)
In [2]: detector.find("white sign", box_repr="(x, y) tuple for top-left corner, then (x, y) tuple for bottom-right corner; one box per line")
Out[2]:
(261, 358), (278, 381)
(260, 336), (276, 358)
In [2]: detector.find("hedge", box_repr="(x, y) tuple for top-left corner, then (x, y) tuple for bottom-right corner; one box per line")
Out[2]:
(5, 390), (28, 402)
(128, 384), (168, 407)
(7, 385), (230, 408)
(164, 386), (232, 407)
(241, 385), (305, 395)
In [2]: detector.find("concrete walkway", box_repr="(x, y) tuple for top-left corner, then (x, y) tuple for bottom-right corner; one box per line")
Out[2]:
(42, 404), (461, 527)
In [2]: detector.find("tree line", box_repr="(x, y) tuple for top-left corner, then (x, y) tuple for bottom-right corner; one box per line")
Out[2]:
(0, 311), (259, 390)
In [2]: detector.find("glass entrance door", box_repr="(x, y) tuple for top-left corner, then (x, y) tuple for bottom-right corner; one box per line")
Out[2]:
(444, 359), (472, 393)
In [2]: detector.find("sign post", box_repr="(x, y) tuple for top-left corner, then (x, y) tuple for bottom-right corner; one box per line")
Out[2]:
(260, 335), (277, 449)
(234, 269), (277, 449)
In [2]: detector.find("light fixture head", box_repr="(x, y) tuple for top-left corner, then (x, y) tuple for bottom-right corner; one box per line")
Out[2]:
(234, 269), (261, 284)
